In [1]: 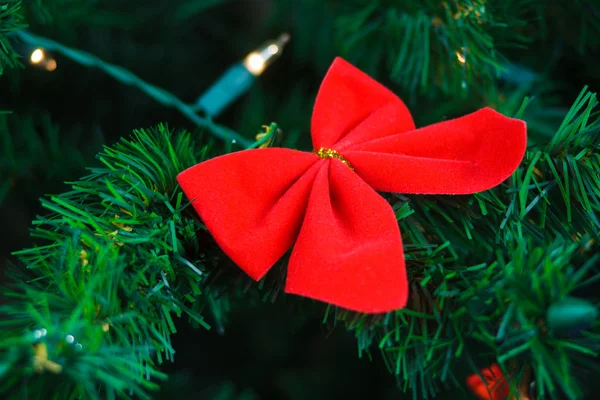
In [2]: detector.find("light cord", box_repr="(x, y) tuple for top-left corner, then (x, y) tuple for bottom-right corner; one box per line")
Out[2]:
(14, 30), (252, 147)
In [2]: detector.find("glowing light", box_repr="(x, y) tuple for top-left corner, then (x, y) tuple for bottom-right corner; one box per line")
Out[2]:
(456, 51), (466, 65)
(242, 33), (290, 76)
(244, 52), (266, 75)
(30, 48), (45, 64)
(46, 59), (57, 71)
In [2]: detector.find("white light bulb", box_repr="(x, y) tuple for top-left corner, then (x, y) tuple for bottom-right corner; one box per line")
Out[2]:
(244, 52), (266, 75)
(242, 34), (290, 76)
(30, 48), (45, 64)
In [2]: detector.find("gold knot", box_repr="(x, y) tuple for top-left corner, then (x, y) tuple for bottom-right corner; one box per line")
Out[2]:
(314, 148), (354, 170)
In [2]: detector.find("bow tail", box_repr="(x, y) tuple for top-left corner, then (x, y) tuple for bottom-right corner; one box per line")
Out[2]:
(285, 160), (408, 313)
(177, 148), (319, 280)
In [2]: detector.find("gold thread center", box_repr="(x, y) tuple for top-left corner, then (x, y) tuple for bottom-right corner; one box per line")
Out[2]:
(314, 148), (354, 170)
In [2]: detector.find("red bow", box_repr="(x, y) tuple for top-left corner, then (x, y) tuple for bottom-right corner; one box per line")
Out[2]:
(177, 57), (527, 313)
(466, 363), (511, 400)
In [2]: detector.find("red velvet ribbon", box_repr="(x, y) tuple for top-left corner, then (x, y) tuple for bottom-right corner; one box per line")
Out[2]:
(466, 363), (511, 400)
(177, 57), (527, 313)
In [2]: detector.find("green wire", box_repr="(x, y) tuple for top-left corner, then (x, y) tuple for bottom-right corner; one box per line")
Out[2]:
(14, 30), (252, 148)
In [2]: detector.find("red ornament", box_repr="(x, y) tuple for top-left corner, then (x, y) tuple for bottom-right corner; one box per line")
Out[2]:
(177, 57), (527, 313)
(466, 363), (510, 400)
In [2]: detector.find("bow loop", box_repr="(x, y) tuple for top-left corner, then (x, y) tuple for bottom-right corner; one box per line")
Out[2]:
(177, 148), (319, 280)
(344, 108), (527, 194)
(311, 58), (415, 150)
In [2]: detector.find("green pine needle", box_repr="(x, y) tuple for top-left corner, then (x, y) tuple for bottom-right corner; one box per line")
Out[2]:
(1, 125), (210, 398)
(0, 1), (26, 74)
(2, 88), (600, 398)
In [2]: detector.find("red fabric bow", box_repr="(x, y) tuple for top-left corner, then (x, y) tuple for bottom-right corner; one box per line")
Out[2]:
(466, 363), (510, 400)
(177, 57), (527, 313)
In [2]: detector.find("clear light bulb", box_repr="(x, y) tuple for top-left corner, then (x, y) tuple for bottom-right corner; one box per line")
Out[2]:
(243, 33), (290, 76)
(30, 48), (45, 64)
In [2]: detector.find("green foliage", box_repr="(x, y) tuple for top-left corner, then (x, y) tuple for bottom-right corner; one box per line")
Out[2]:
(2, 90), (600, 398)
(485, 240), (600, 400)
(24, 0), (98, 26)
(2, 0), (600, 398)
(534, 0), (600, 53)
(268, 0), (599, 99)
(23, 0), (227, 31)
(0, 112), (102, 206)
(0, 126), (211, 398)
(268, 0), (338, 73)
(1, 237), (168, 399)
(334, 0), (531, 96)
(0, 1), (26, 74)
(2, 89), (600, 398)
(324, 89), (600, 399)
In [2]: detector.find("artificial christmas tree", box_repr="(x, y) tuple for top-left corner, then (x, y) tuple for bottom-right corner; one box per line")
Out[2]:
(1, 1), (600, 399)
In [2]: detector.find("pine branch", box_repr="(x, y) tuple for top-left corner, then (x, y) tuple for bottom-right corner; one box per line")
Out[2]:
(2, 89), (600, 399)
(1, 237), (168, 399)
(0, 1), (26, 74)
(534, 0), (600, 53)
(1, 126), (211, 398)
(327, 89), (600, 399)
(333, 0), (532, 96)
(477, 239), (600, 400)
(0, 112), (101, 206)
(23, 0), (98, 26)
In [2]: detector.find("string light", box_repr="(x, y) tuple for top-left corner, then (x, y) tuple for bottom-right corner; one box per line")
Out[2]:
(456, 51), (466, 65)
(243, 33), (290, 76)
(193, 33), (290, 117)
(30, 48), (45, 64)
(29, 47), (58, 71)
(244, 53), (266, 75)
